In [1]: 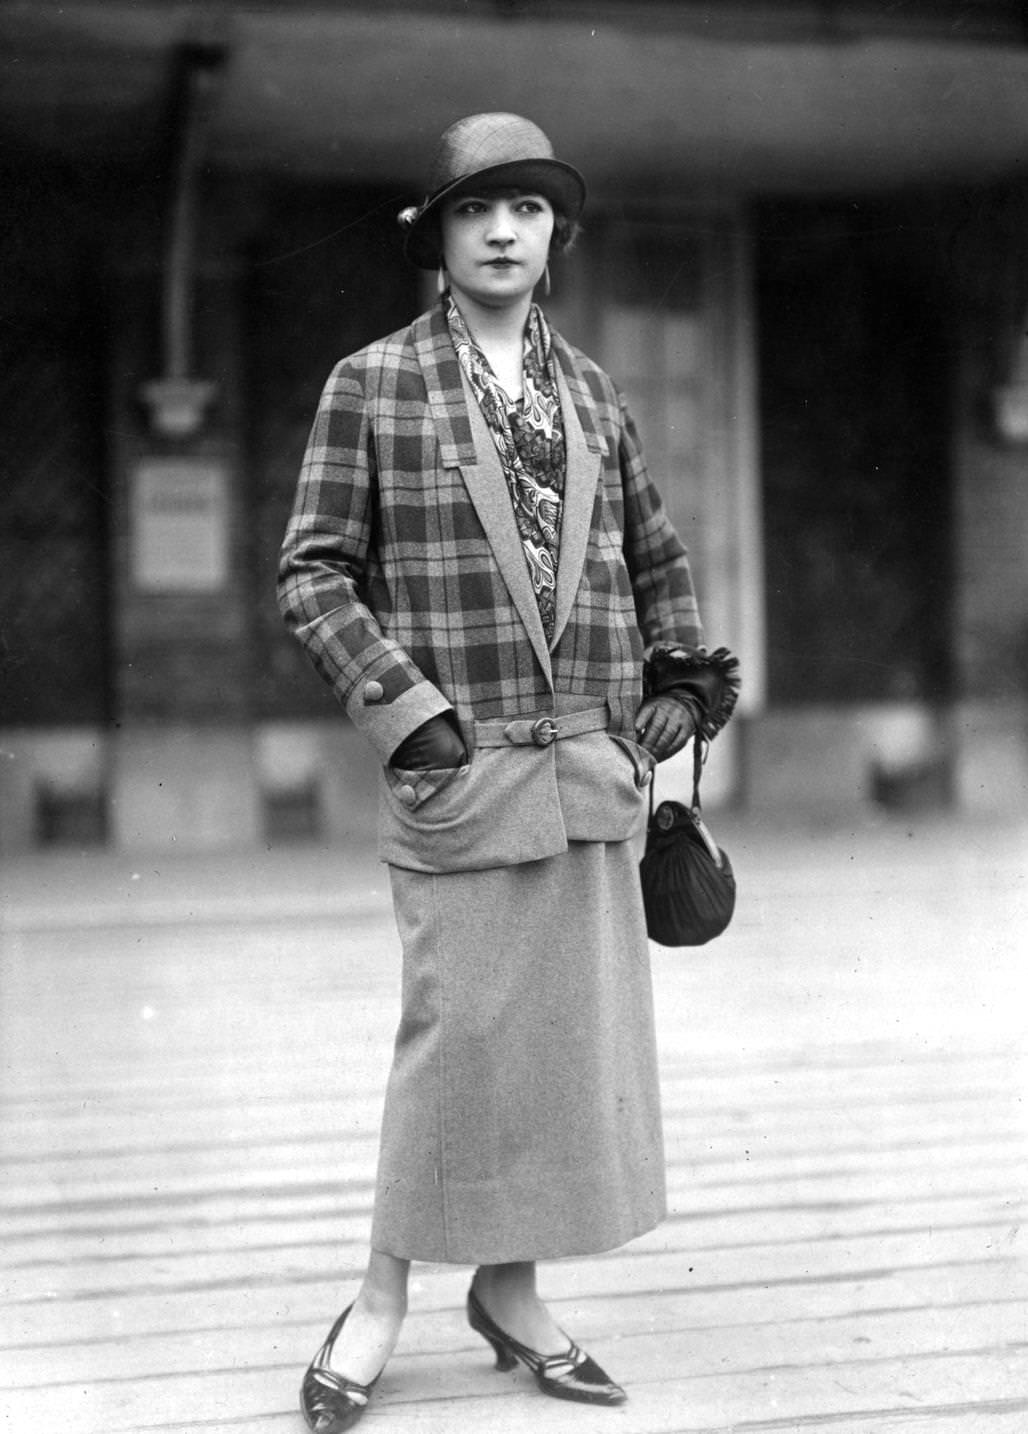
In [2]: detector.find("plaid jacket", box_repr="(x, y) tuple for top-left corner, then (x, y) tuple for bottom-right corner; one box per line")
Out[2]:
(279, 304), (704, 870)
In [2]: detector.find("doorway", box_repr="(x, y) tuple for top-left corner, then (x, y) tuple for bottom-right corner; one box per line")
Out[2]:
(755, 200), (953, 710)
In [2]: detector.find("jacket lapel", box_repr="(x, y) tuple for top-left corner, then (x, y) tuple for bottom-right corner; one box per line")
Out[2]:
(412, 312), (609, 677)
(414, 308), (553, 681)
(550, 338), (608, 653)
(462, 386), (553, 679)
(412, 307), (478, 467)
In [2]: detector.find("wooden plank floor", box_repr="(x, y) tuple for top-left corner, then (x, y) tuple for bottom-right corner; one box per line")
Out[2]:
(2, 816), (1026, 1432)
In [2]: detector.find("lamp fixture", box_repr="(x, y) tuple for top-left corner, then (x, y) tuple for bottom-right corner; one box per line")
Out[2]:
(140, 45), (226, 440)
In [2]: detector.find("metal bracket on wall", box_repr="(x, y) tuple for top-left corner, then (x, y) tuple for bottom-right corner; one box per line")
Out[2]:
(140, 44), (227, 440)
(993, 305), (1028, 444)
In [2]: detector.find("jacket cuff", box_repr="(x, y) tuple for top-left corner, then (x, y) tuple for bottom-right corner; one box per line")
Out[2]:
(643, 644), (741, 740)
(345, 679), (455, 766)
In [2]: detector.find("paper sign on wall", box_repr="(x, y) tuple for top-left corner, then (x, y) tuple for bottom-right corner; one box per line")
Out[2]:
(131, 458), (229, 592)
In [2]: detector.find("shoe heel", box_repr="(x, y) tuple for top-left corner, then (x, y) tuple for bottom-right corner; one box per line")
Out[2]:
(468, 1299), (519, 1372)
(483, 1333), (518, 1373)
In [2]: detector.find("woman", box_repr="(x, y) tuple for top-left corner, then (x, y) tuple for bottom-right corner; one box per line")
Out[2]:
(278, 112), (738, 1431)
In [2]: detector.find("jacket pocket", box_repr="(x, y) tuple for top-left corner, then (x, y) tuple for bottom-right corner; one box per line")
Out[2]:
(609, 733), (656, 790)
(556, 730), (650, 843)
(378, 745), (568, 873)
(383, 761), (469, 813)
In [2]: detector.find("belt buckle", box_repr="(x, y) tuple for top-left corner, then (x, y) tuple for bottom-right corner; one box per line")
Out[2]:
(530, 717), (559, 747)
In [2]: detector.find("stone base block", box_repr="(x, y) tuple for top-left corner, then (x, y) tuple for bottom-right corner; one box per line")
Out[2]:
(0, 728), (107, 854)
(743, 703), (952, 814)
(952, 701), (1028, 815)
(110, 726), (260, 850)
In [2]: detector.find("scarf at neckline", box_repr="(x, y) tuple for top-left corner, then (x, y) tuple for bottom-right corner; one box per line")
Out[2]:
(445, 293), (567, 641)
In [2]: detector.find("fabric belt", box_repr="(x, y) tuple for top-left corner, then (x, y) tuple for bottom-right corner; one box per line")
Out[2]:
(474, 705), (610, 749)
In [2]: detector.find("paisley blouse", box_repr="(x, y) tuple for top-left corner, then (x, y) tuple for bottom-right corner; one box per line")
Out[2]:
(446, 294), (566, 642)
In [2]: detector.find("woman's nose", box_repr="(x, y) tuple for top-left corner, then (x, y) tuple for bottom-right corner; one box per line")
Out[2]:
(486, 205), (517, 242)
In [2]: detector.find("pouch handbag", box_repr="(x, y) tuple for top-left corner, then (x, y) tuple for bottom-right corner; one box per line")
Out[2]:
(639, 737), (736, 946)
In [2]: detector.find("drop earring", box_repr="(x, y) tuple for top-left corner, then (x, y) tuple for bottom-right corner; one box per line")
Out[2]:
(437, 264), (447, 297)
(542, 263), (551, 298)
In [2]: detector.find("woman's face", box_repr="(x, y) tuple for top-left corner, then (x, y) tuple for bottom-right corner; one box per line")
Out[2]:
(439, 189), (555, 310)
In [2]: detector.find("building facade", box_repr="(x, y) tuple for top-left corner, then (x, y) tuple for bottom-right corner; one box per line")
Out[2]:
(2, 1), (1027, 850)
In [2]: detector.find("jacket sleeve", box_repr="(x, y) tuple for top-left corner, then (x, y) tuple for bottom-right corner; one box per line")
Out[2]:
(277, 361), (453, 765)
(617, 391), (742, 736)
(617, 391), (705, 651)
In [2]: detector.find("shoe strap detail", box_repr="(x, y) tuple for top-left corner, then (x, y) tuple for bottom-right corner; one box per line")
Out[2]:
(537, 1342), (586, 1380)
(300, 1302), (385, 1432)
(468, 1287), (581, 1376)
(467, 1283), (626, 1406)
(313, 1303), (355, 1369)
(309, 1369), (371, 1403)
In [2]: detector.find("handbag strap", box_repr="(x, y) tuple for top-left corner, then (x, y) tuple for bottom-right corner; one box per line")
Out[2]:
(691, 734), (707, 811)
(647, 733), (709, 824)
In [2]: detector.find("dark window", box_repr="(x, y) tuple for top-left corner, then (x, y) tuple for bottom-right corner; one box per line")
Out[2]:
(0, 174), (110, 726)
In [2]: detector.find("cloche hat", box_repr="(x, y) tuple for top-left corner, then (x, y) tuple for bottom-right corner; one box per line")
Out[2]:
(398, 112), (586, 269)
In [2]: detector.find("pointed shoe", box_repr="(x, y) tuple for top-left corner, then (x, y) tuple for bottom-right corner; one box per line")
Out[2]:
(300, 1305), (382, 1434)
(466, 1285), (626, 1406)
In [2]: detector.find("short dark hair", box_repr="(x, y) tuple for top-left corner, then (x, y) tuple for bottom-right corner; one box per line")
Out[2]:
(550, 213), (580, 256)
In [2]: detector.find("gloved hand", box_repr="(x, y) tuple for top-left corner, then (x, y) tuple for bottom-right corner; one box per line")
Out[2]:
(643, 644), (741, 740)
(390, 712), (467, 770)
(634, 693), (699, 763)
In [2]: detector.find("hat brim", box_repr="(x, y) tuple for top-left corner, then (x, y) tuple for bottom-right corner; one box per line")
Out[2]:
(402, 158), (586, 269)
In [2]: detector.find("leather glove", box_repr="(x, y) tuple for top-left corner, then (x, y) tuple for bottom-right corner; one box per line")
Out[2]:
(643, 644), (741, 740)
(634, 692), (700, 763)
(390, 712), (467, 770)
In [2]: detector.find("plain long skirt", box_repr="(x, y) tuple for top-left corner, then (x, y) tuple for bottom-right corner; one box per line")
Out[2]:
(370, 838), (667, 1264)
